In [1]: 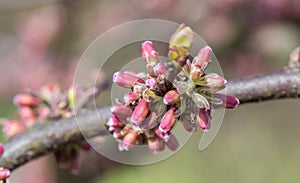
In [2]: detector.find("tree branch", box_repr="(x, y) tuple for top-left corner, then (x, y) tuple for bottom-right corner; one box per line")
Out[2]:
(1, 67), (300, 171)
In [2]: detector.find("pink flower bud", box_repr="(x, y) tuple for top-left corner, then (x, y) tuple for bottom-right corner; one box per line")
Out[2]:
(192, 46), (212, 70)
(0, 144), (4, 157)
(213, 93), (239, 109)
(38, 107), (50, 119)
(163, 90), (180, 105)
(153, 63), (167, 75)
(121, 130), (138, 151)
(13, 93), (38, 107)
(141, 41), (159, 64)
(106, 115), (125, 128)
(113, 72), (144, 88)
(147, 138), (165, 153)
(3, 120), (27, 139)
(166, 134), (179, 151)
(159, 107), (176, 133)
(123, 92), (140, 104)
(111, 104), (132, 122)
(154, 127), (170, 141)
(204, 73), (227, 88)
(197, 108), (211, 131)
(130, 99), (149, 126)
(18, 107), (36, 122)
(0, 168), (10, 180)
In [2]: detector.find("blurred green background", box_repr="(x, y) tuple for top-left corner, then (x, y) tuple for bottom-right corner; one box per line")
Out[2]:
(0, 0), (299, 182)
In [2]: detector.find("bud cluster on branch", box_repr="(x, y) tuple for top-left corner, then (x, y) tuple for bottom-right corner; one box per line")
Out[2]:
(108, 24), (239, 152)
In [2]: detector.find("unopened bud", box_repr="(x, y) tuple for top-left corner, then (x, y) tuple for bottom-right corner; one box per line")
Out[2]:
(197, 108), (211, 131)
(113, 72), (144, 88)
(106, 115), (125, 128)
(166, 134), (179, 151)
(190, 65), (203, 82)
(130, 99), (149, 126)
(204, 73), (227, 88)
(154, 127), (170, 141)
(38, 107), (50, 119)
(13, 93), (37, 107)
(168, 24), (193, 61)
(213, 93), (239, 109)
(159, 107), (176, 133)
(141, 41), (159, 64)
(18, 107), (36, 122)
(111, 104), (132, 122)
(3, 120), (27, 139)
(121, 130), (138, 151)
(163, 90), (180, 105)
(123, 92), (140, 104)
(153, 63), (167, 76)
(0, 168), (10, 180)
(192, 46), (212, 70)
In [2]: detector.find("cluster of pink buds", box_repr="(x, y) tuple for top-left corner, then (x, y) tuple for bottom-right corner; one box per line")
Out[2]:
(2, 83), (90, 174)
(0, 144), (10, 182)
(107, 24), (239, 153)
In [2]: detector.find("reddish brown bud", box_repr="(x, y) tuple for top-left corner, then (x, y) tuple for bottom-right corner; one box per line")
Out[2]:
(13, 93), (37, 107)
(197, 108), (211, 131)
(130, 99), (149, 126)
(163, 90), (180, 105)
(213, 93), (239, 109)
(159, 107), (176, 133)
(0, 168), (10, 180)
(121, 130), (138, 151)
(111, 104), (132, 122)
(113, 72), (144, 88)
(3, 120), (27, 139)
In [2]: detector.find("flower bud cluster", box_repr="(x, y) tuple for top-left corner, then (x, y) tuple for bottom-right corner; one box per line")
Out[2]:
(3, 83), (91, 174)
(108, 24), (239, 153)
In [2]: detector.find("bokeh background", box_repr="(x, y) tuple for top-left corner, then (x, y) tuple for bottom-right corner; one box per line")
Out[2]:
(0, 0), (300, 182)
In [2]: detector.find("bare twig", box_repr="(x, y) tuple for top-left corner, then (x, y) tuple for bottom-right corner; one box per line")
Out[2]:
(1, 67), (300, 171)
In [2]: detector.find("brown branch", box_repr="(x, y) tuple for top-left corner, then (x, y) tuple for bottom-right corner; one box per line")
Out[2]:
(1, 67), (300, 171)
